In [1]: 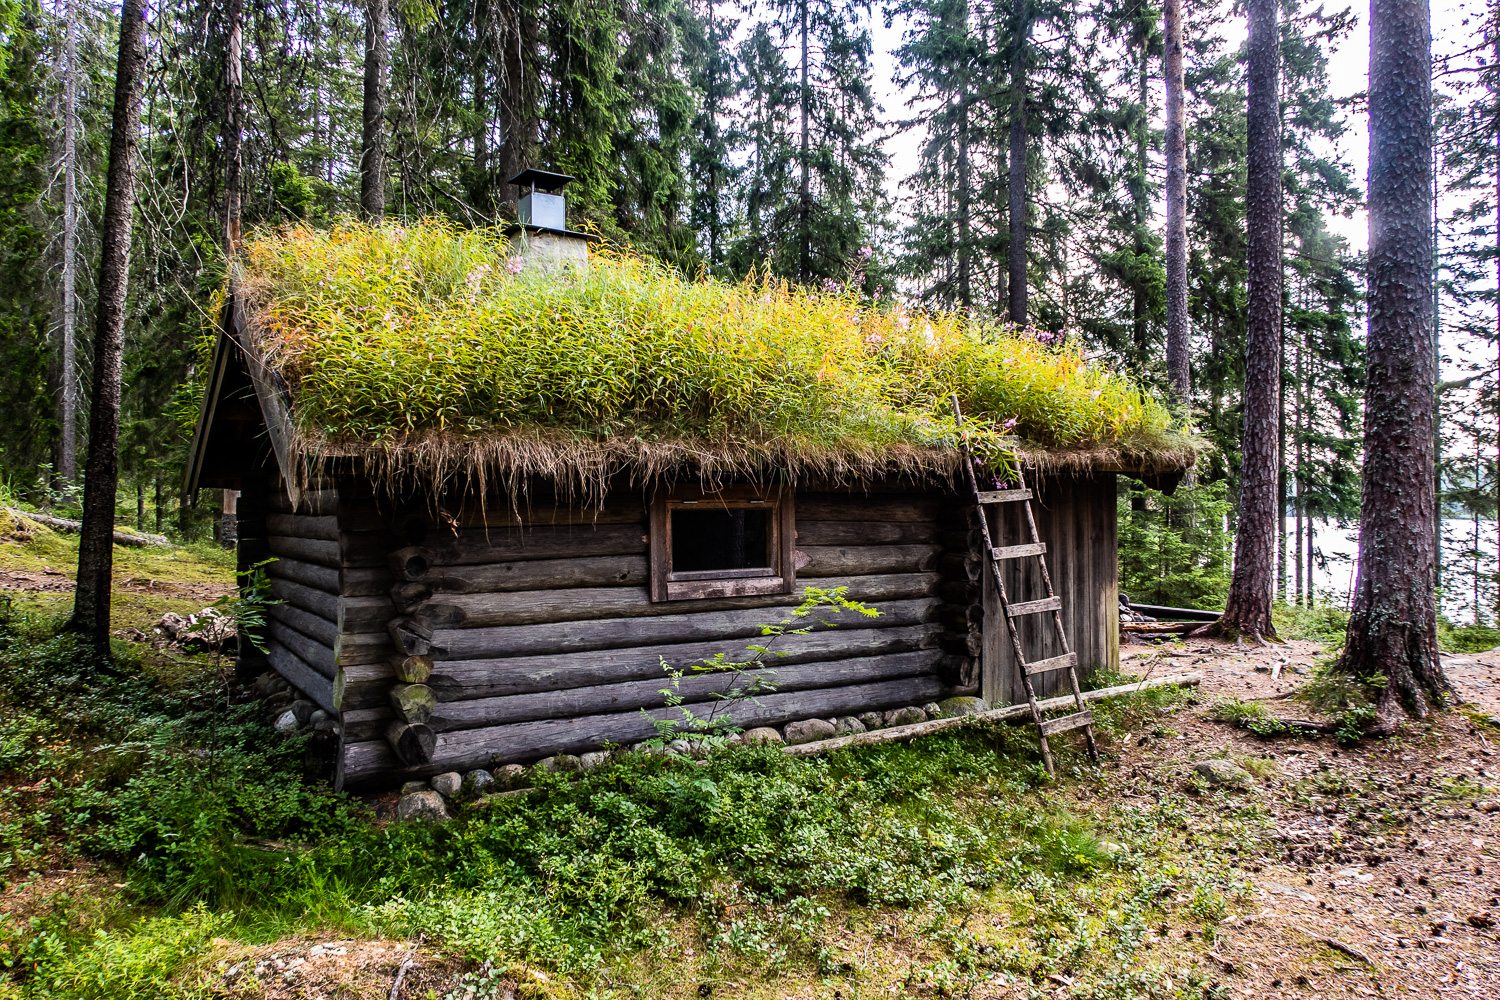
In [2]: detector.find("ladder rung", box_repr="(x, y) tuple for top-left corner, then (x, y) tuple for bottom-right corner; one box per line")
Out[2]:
(1024, 652), (1077, 676)
(1039, 710), (1093, 736)
(976, 489), (1033, 504)
(1007, 596), (1062, 617)
(993, 542), (1046, 561)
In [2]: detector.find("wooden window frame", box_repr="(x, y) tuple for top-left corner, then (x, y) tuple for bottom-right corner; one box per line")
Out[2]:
(649, 484), (796, 601)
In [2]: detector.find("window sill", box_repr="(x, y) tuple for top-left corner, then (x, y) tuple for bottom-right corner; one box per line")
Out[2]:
(665, 575), (791, 601)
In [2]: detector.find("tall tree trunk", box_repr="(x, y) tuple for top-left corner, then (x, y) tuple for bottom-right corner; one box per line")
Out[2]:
(58, 0), (79, 484)
(68, 0), (148, 648)
(957, 96), (971, 309)
(1163, 0), (1189, 408)
(1295, 336), (1305, 606)
(494, 0), (537, 211)
(798, 0), (810, 283)
(361, 0), (389, 222)
(224, 0), (243, 249)
(1203, 0), (1281, 640)
(1132, 45), (1148, 362)
(1337, 0), (1449, 723)
(1007, 0), (1028, 325)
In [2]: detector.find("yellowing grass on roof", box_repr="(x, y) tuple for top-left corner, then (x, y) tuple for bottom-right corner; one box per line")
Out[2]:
(235, 220), (1179, 485)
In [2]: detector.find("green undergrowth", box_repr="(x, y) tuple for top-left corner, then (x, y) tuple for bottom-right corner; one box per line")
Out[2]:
(0, 598), (1250, 999)
(237, 220), (1183, 469)
(1437, 618), (1500, 654)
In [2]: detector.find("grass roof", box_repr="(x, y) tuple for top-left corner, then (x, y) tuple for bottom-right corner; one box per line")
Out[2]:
(231, 220), (1195, 495)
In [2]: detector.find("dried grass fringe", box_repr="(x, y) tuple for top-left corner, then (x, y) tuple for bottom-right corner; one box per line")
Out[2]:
(286, 425), (1199, 511)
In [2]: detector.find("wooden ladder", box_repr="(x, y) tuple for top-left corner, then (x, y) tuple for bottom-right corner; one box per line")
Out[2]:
(951, 395), (1099, 776)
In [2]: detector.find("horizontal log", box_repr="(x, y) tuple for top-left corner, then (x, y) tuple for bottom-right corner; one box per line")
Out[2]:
(780, 673), (1205, 758)
(268, 600), (338, 649)
(268, 489), (337, 515)
(335, 622), (942, 704)
(391, 555), (650, 608)
(339, 595), (394, 633)
(343, 674), (951, 784)
(268, 556), (340, 594)
(406, 596), (942, 661)
(268, 535), (340, 569)
(269, 575), (339, 620)
(341, 566), (395, 597)
(342, 706), (392, 741)
(404, 573), (940, 630)
(7, 508), (169, 547)
(386, 721), (436, 766)
(390, 524), (648, 577)
(793, 495), (940, 523)
(267, 641), (336, 714)
(339, 531), (393, 568)
(334, 630), (396, 666)
(798, 544), (940, 578)
(393, 499), (647, 542)
(426, 650), (947, 732)
(267, 619), (336, 679)
(796, 520), (941, 547)
(266, 513), (339, 542)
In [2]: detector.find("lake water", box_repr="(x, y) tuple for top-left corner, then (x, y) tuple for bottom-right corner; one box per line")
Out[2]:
(1285, 516), (1497, 623)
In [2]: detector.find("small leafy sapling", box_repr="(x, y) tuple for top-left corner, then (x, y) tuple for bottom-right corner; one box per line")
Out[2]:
(185, 558), (280, 786)
(640, 586), (880, 748)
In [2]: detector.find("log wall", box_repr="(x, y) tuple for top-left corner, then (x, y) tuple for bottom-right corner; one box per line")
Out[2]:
(248, 475), (1118, 789)
(339, 486), (978, 786)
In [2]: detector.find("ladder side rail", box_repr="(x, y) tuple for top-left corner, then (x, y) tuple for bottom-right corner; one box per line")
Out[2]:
(1021, 490), (1099, 762)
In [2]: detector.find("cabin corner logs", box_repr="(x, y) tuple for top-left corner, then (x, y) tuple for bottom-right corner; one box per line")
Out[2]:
(240, 473), (1118, 789)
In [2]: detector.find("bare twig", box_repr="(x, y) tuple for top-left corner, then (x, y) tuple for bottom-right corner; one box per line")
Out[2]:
(1294, 925), (1376, 965)
(389, 933), (424, 1000)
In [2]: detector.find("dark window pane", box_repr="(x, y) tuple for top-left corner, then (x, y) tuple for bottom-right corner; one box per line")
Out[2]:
(672, 507), (771, 572)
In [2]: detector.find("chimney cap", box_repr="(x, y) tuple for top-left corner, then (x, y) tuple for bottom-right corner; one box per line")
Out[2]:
(508, 168), (575, 192)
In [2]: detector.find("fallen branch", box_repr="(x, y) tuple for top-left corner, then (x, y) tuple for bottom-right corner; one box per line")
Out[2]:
(780, 672), (1204, 758)
(1294, 925), (1375, 965)
(7, 508), (170, 548)
(389, 933), (424, 999)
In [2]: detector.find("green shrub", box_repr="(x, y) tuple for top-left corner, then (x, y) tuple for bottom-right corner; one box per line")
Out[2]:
(1437, 618), (1500, 654)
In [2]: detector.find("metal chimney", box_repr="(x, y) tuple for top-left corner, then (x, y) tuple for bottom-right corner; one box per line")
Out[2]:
(505, 168), (598, 272)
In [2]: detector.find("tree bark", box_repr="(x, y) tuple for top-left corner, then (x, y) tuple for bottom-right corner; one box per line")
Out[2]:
(1007, 0), (1028, 326)
(223, 0), (243, 249)
(1202, 0), (1281, 640)
(1163, 0), (1189, 407)
(1132, 45), (1149, 362)
(1336, 0), (1450, 723)
(799, 0), (810, 283)
(59, 0), (78, 482)
(68, 0), (148, 647)
(361, 0), (388, 222)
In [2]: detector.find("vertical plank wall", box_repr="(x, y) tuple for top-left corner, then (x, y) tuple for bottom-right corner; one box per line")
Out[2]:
(981, 474), (1119, 707)
(339, 484), (977, 787)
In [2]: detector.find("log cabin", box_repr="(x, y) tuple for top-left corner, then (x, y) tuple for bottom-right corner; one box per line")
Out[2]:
(188, 215), (1193, 790)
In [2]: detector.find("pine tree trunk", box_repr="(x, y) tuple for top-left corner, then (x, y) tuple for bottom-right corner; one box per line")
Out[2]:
(361, 0), (389, 222)
(1337, 0), (1449, 724)
(957, 97), (971, 309)
(1007, 0), (1028, 326)
(224, 0), (243, 249)
(799, 0), (810, 283)
(68, 0), (148, 648)
(1132, 48), (1148, 362)
(1204, 0), (1281, 640)
(1163, 0), (1189, 407)
(59, 0), (78, 483)
(495, 0), (537, 210)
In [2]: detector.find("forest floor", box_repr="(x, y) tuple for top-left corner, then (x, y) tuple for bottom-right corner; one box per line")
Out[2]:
(0, 520), (1498, 999)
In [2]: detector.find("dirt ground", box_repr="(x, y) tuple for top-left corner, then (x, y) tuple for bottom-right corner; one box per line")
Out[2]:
(1101, 635), (1500, 1000)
